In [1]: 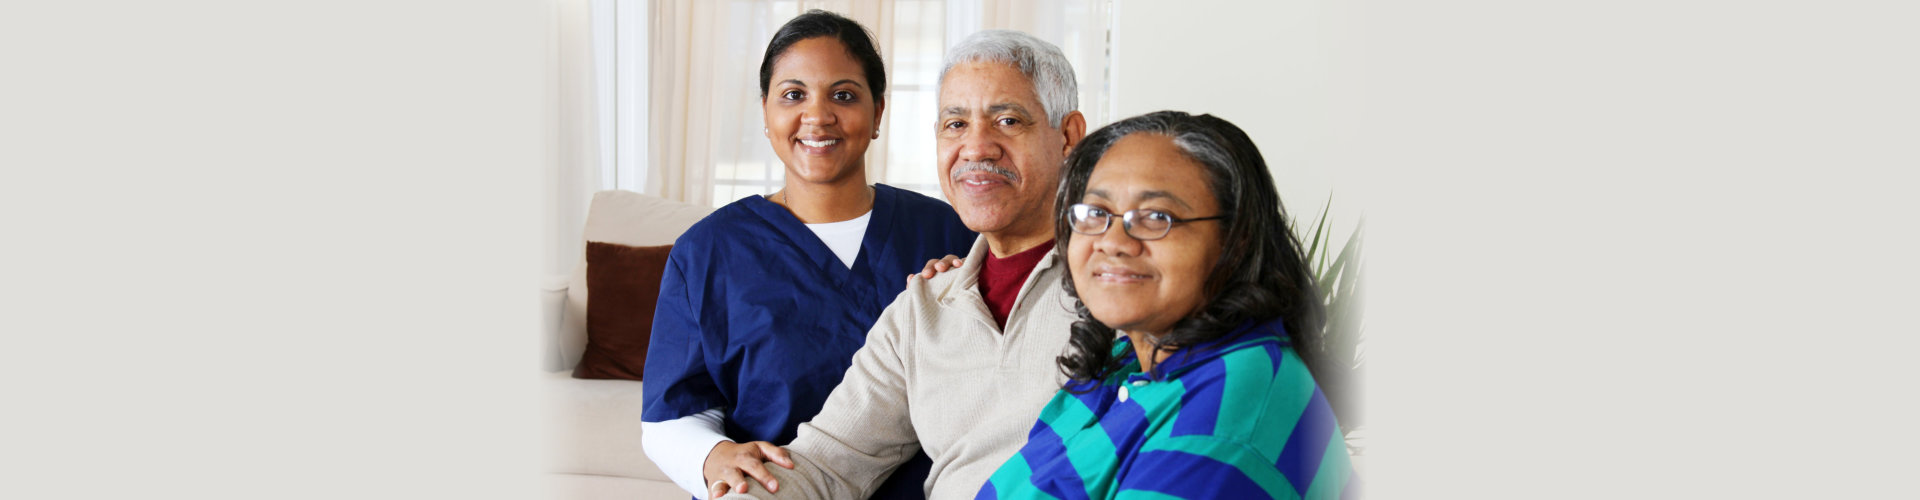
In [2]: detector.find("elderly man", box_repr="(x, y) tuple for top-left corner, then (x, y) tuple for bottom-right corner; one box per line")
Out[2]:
(711, 30), (1088, 500)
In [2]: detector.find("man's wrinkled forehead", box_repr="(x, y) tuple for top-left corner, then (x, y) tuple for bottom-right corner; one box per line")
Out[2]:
(937, 61), (1042, 106)
(939, 102), (1035, 120)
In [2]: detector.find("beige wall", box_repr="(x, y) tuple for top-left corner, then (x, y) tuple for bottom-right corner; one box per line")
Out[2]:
(1110, 0), (1366, 247)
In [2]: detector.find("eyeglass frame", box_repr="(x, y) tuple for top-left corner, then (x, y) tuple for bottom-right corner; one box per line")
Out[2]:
(1065, 203), (1229, 241)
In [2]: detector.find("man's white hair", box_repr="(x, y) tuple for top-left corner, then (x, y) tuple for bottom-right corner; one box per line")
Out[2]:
(938, 30), (1079, 128)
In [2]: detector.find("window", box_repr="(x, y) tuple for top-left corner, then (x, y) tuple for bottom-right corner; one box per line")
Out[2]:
(878, 0), (950, 198)
(592, 0), (1111, 207)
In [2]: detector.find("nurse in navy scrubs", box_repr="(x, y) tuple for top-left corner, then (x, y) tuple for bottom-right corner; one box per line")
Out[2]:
(640, 10), (974, 500)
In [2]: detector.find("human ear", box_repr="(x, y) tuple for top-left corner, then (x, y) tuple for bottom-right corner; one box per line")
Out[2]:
(1059, 111), (1087, 155)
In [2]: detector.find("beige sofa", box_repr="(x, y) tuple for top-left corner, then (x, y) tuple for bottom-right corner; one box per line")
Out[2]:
(538, 190), (1365, 496)
(543, 190), (714, 499)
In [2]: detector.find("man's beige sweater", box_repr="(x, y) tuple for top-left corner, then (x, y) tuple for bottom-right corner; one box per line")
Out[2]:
(723, 235), (1079, 500)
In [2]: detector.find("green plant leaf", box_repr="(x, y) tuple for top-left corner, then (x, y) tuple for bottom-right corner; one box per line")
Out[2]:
(1304, 196), (1333, 266)
(1336, 220), (1364, 301)
(1322, 234), (1357, 303)
(1320, 255), (1346, 304)
(1320, 218), (1365, 370)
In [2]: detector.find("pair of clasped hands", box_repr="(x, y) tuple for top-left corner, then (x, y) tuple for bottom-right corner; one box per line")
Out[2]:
(702, 255), (968, 498)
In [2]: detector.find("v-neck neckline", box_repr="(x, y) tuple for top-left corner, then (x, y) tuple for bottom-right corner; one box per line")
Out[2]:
(742, 184), (896, 287)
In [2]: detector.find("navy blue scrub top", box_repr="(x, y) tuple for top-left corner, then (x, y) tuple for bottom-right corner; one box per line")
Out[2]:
(642, 184), (975, 492)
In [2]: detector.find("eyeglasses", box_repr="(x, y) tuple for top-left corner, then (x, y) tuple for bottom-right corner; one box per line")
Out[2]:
(1066, 203), (1227, 241)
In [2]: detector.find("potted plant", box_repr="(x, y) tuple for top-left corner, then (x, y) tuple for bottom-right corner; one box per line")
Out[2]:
(1298, 197), (1366, 454)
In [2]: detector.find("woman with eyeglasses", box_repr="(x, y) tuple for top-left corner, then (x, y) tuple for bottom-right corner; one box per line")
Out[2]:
(976, 111), (1354, 499)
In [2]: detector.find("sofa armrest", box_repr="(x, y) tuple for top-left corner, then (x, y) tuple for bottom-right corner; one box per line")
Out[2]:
(541, 273), (574, 373)
(544, 372), (670, 482)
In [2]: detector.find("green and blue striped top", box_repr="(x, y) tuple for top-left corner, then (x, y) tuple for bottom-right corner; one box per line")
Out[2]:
(976, 318), (1354, 499)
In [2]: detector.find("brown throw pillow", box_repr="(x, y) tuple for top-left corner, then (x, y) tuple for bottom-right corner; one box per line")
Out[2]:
(573, 242), (674, 380)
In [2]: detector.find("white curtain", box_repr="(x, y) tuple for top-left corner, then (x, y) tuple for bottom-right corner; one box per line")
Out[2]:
(548, 0), (605, 279)
(646, 0), (1111, 207)
(648, 0), (784, 208)
(954, 0), (1112, 129)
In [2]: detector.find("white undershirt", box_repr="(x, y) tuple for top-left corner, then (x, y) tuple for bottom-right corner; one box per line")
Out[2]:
(642, 408), (729, 497)
(641, 209), (872, 497)
(803, 209), (871, 269)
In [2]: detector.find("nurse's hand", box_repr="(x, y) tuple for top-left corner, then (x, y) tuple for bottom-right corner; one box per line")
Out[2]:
(704, 440), (792, 498)
(911, 255), (965, 283)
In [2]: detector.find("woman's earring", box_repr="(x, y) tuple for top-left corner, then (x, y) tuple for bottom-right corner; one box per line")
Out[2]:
(872, 131), (880, 139)
(763, 127), (769, 135)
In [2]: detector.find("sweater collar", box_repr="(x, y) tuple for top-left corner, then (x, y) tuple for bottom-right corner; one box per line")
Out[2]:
(1113, 317), (1291, 382)
(941, 235), (1061, 302)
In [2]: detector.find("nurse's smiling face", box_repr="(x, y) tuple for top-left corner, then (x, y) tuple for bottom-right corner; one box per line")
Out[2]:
(764, 36), (884, 186)
(1068, 133), (1224, 336)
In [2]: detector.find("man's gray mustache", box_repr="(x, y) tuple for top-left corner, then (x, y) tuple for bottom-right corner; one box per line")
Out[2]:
(950, 161), (1020, 184)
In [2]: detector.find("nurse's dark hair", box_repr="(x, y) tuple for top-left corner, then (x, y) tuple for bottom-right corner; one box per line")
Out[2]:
(1053, 111), (1330, 402)
(758, 9), (887, 107)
